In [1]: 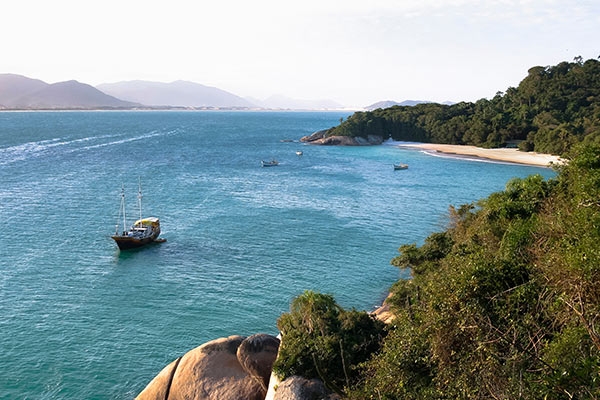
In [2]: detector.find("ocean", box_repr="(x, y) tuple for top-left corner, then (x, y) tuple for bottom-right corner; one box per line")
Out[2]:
(0, 111), (555, 398)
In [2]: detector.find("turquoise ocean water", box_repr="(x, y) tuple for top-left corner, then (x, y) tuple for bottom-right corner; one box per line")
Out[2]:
(0, 111), (555, 398)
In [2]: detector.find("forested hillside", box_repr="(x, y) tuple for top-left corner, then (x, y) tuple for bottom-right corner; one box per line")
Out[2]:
(327, 58), (600, 155)
(275, 145), (600, 399)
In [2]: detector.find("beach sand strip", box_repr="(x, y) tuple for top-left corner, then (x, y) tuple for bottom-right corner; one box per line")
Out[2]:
(398, 143), (563, 167)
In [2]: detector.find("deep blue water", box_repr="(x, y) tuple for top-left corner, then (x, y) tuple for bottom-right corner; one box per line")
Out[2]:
(0, 111), (555, 398)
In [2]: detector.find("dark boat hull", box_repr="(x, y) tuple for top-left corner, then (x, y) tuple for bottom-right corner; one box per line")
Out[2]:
(111, 235), (158, 250)
(112, 216), (163, 251)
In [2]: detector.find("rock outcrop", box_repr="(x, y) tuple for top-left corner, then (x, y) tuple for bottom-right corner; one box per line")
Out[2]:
(137, 298), (395, 399)
(299, 129), (327, 143)
(136, 333), (280, 400)
(300, 130), (383, 146)
(372, 293), (396, 324)
(272, 376), (341, 400)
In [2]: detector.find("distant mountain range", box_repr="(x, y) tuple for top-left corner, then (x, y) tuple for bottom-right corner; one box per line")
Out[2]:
(0, 73), (447, 111)
(0, 74), (137, 109)
(97, 80), (254, 108)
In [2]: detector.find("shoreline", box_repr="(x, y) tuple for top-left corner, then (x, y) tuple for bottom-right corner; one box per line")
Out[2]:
(372, 142), (563, 323)
(392, 142), (563, 167)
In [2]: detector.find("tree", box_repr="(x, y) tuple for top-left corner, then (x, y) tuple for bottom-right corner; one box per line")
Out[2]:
(325, 58), (600, 155)
(346, 146), (600, 398)
(273, 290), (385, 395)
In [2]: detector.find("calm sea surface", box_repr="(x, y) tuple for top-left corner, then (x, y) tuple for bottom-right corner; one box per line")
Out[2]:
(0, 111), (555, 398)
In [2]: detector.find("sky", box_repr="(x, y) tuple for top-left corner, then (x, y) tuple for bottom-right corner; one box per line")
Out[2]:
(2, 0), (599, 107)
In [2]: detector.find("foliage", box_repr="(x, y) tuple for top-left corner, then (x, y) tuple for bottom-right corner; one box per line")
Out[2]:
(273, 290), (385, 395)
(345, 145), (600, 399)
(326, 58), (600, 155)
(273, 149), (600, 398)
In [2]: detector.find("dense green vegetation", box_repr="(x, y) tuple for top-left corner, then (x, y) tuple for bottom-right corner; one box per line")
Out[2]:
(273, 290), (385, 395)
(276, 145), (600, 399)
(327, 57), (600, 155)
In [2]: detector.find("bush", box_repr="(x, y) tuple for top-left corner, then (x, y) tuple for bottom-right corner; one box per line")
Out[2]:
(348, 146), (600, 398)
(273, 290), (385, 395)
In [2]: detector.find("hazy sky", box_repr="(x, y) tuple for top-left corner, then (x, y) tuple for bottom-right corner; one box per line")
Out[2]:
(2, 0), (599, 107)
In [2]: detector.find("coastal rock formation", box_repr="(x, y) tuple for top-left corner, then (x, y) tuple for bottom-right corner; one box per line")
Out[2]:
(136, 334), (280, 400)
(265, 370), (340, 399)
(372, 293), (395, 324)
(299, 129), (327, 143)
(311, 135), (358, 145)
(300, 130), (383, 146)
(138, 298), (394, 400)
(237, 334), (281, 392)
(272, 376), (341, 400)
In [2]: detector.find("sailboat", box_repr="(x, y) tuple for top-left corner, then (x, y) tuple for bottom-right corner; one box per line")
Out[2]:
(111, 180), (165, 250)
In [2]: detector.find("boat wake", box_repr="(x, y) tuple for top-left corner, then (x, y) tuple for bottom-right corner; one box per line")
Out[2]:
(0, 129), (179, 165)
(71, 131), (168, 153)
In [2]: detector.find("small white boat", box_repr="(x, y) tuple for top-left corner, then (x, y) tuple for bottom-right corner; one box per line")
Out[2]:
(393, 163), (408, 170)
(261, 159), (279, 167)
(296, 151), (303, 156)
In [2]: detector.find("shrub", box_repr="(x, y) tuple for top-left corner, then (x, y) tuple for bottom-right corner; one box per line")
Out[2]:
(273, 290), (385, 395)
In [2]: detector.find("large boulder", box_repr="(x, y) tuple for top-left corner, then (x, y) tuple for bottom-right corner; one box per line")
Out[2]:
(136, 334), (280, 400)
(237, 334), (281, 392)
(300, 130), (383, 146)
(314, 135), (359, 145)
(372, 293), (395, 324)
(299, 129), (327, 143)
(272, 376), (341, 400)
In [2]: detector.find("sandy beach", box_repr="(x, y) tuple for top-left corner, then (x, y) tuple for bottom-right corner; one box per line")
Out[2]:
(396, 142), (563, 167)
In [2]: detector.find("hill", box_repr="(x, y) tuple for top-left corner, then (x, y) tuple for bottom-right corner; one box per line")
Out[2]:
(97, 80), (255, 108)
(16, 80), (138, 109)
(1, 74), (345, 110)
(0, 74), (48, 107)
(0, 75), (138, 109)
(327, 58), (600, 156)
(364, 99), (431, 110)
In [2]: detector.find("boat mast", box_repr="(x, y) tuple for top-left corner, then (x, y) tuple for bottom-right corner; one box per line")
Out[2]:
(137, 178), (143, 223)
(117, 184), (126, 235)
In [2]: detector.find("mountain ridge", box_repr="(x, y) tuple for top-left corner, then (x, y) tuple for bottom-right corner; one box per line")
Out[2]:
(1, 73), (434, 110)
(364, 99), (455, 111)
(96, 80), (255, 108)
(0, 74), (48, 106)
(0, 75), (138, 109)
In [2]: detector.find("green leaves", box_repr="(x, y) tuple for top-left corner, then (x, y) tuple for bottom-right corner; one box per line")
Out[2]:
(327, 58), (600, 155)
(391, 232), (454, 275)
(274, 290), (385, 395)
(275, 147), (600, 399)
(348, 147), (600, 398)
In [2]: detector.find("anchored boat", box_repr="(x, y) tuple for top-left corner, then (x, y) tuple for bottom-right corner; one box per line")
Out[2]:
(111, 181), (165, 250)
(261, 159), (279, 167)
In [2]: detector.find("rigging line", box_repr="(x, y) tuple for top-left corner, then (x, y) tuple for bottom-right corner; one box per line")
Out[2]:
(115, 184), (126, 235)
